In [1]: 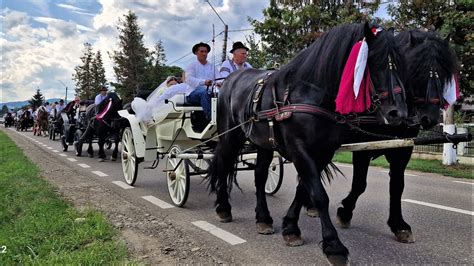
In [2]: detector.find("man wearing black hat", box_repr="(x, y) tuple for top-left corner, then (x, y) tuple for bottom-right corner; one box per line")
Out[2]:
(94, 85), (108, 105)
(184, 42), (220, 121)
(219, 41), (252, 79)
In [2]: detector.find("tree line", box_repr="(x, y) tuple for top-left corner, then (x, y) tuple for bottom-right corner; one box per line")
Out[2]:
(69, 1), (471, 104)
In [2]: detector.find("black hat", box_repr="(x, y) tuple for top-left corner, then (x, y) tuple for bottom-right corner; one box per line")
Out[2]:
(229, 41), (249, 53)
(192, 42), (211, 54)
(99, 85), (108, 91)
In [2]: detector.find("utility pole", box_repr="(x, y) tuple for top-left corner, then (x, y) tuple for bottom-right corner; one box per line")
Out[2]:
(57, 80), (68, 103)
(206, 0), (228, 63)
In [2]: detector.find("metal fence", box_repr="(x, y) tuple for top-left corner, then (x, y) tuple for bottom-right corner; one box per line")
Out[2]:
(414, 124), (474, 157)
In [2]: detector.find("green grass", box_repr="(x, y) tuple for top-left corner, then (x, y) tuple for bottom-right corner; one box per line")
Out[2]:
(0, 131), (130, 264)
(333, 152), (473, 179)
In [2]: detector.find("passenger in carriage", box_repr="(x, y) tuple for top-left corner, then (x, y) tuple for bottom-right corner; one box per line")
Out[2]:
(219, 41), (252, 79)
(56, 99), (65, 113)
(95, 86), (108, 105)
(64, 96), (81, 120)
(184, 42), (220, 121)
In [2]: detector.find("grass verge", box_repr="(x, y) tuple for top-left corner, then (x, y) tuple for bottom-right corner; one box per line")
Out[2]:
(333, 152), (473, 179)
(0, 131), (129, 264)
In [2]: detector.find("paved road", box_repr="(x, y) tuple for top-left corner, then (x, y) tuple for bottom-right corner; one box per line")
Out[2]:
(5, 128), (473, 264)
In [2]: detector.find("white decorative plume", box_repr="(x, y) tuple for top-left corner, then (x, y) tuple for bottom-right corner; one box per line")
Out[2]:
(443, 74), (457, 105)
(353, 38), (368, 99)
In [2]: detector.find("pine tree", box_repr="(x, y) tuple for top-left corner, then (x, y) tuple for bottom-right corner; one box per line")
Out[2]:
(29, 89), (45, 108)
(72, 43), (94, 100)
(91, 51), (107, 93)
(110, 11), (151, 102)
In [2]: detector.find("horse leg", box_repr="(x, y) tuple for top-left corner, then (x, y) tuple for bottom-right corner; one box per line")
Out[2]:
(282, 183), (306, 246)
(97, 133), (106, 161)
(111, 131), (120, 161)
(336, 151), (372, 228)
(290, 150), (349, 263)
(209, 131), (245, 223)
(254, 148), (275, 234)
(385, 148), (415, 243)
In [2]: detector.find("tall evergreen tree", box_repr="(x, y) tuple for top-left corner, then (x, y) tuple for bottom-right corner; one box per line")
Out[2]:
(29, 89), (45, 108)
(72, 43), (94, 100)
(249, 0), (380, 65)
(91, 50), (107, 93)
(110, 10), (151, 102)
(245, 33), (269, 69)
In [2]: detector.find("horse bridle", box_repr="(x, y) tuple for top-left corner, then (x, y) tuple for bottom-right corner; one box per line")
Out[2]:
(413, 69), (445, 107)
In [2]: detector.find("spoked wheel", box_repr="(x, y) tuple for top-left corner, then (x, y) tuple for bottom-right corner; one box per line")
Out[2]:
(166, 145), (190, 207)
(265, 156), (284, 195)
(74, 129), (83, 156)
(48, 126), (53, 139)
(106, 138), (112, 150)
(121, 127), (139, 185)
(187, 159), (211, 178)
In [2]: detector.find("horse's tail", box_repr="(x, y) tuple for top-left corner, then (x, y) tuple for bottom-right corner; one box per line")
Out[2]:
(206, 141), (241, 196)
(321, 162), (344, 185)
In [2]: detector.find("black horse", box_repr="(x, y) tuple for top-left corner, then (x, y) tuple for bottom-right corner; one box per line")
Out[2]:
(76, 92), (123, 161)
(335, 30), (459, 242)
(208, 23), (407, 263)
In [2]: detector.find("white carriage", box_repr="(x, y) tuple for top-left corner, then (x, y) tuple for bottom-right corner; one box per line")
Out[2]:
(118, 93), (284, 207)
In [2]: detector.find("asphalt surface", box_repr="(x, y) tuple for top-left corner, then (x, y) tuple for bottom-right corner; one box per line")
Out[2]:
(5, 127), (473, 264)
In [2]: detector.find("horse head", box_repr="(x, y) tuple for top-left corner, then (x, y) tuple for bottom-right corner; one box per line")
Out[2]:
(362, 23), (408, 125)
(96, 91), (123, 122)
(397, 30), (459, 129)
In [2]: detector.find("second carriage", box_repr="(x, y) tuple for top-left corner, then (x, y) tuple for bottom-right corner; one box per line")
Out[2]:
(119, 93), (284, 207)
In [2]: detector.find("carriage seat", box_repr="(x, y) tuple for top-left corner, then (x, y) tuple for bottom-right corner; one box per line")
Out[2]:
(165, 94), (203, 111)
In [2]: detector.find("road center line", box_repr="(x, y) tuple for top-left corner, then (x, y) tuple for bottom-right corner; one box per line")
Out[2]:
(52, 150), (59, 153)
(59, 153), (67, 157)
(46, 147), (53, 149)
(67, 158), (77, 162)
(452, 181), (474, 185)
(93, 171), (109, 177)
(112, 181), (134, 189)
(142, 195), (174, 209)
(78, 163), (90, 168)
(403, 199), (473, 216)
(192, 221), (246, 245)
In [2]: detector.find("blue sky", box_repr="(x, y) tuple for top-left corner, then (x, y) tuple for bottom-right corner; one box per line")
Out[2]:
(1, 1), (389, 103)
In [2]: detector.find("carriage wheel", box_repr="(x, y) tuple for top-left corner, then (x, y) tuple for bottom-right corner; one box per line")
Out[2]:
(74, 130), (83, 156)
(166, 145), (190, 207)
(188, 159), (211, 178)
(121, 127), (139, 185)
(265, 156), (284, 195)
(61, 135), (68, 151)
(106, 138), (112, 150)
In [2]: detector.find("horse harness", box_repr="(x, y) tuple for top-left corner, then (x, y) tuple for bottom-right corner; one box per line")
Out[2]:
(247, 73), (382, 148)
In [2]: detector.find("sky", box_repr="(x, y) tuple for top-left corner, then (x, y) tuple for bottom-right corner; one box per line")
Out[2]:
(1, 0), (269, 103)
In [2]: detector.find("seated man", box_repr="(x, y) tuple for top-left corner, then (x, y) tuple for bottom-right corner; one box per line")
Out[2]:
(219, 41), (252, 79)
(184, 42), (220, 121)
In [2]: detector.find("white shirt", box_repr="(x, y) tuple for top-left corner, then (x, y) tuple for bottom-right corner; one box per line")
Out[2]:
(185, 60), (220, 95)
(219, 59), (252, 78)
(56, 104), (65, 113)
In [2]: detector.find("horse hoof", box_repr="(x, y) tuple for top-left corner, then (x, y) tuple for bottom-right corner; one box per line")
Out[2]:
(305, 208), (319, 217)
(283, 234), (304, 247)
(110, 157), (117, 161)
(395, 230), (415, 243)
(256, 223), (274, 235)
(326, 255), (349, 266)
(336, 215), (351, 229)
(98, 158), (105, 162)
(217, 212), (232, 223)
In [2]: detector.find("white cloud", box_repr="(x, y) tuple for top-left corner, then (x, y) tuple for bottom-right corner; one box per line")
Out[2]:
(57, 3), (88, 12)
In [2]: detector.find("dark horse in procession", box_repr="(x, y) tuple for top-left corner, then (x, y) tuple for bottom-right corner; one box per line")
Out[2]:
(74, 92), (124, 161)
(334, 30), (460, 243)
(207, 22), (409, 263)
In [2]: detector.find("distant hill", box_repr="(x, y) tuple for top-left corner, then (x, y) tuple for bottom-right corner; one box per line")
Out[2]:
(0, 98), (64, 110)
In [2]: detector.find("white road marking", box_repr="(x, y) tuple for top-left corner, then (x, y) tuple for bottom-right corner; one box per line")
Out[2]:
(334, 163), (352, 168)
(78, 163), (90, 168)
(452, 181), (474, 185)
(52, 150), (59, 153)
(112, 181), (134, 189)
(46, 147), (53, 149)
(403, 199), (473, 216)
(59, 153), (67, 157)
(67, 158), (77, 162)
(42, 144), (47, 147)
(93, 171), (109, 177)
(142, 195), (174, 209)
(380, 170), (417, 176)
(192, 221), (246, 245)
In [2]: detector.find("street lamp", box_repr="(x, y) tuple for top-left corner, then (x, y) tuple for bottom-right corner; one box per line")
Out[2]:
(57, 80), (68, 102)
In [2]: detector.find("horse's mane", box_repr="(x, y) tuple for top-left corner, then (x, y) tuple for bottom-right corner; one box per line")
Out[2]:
(274, 23), (403, 109)
(397, 30), (459, 86)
